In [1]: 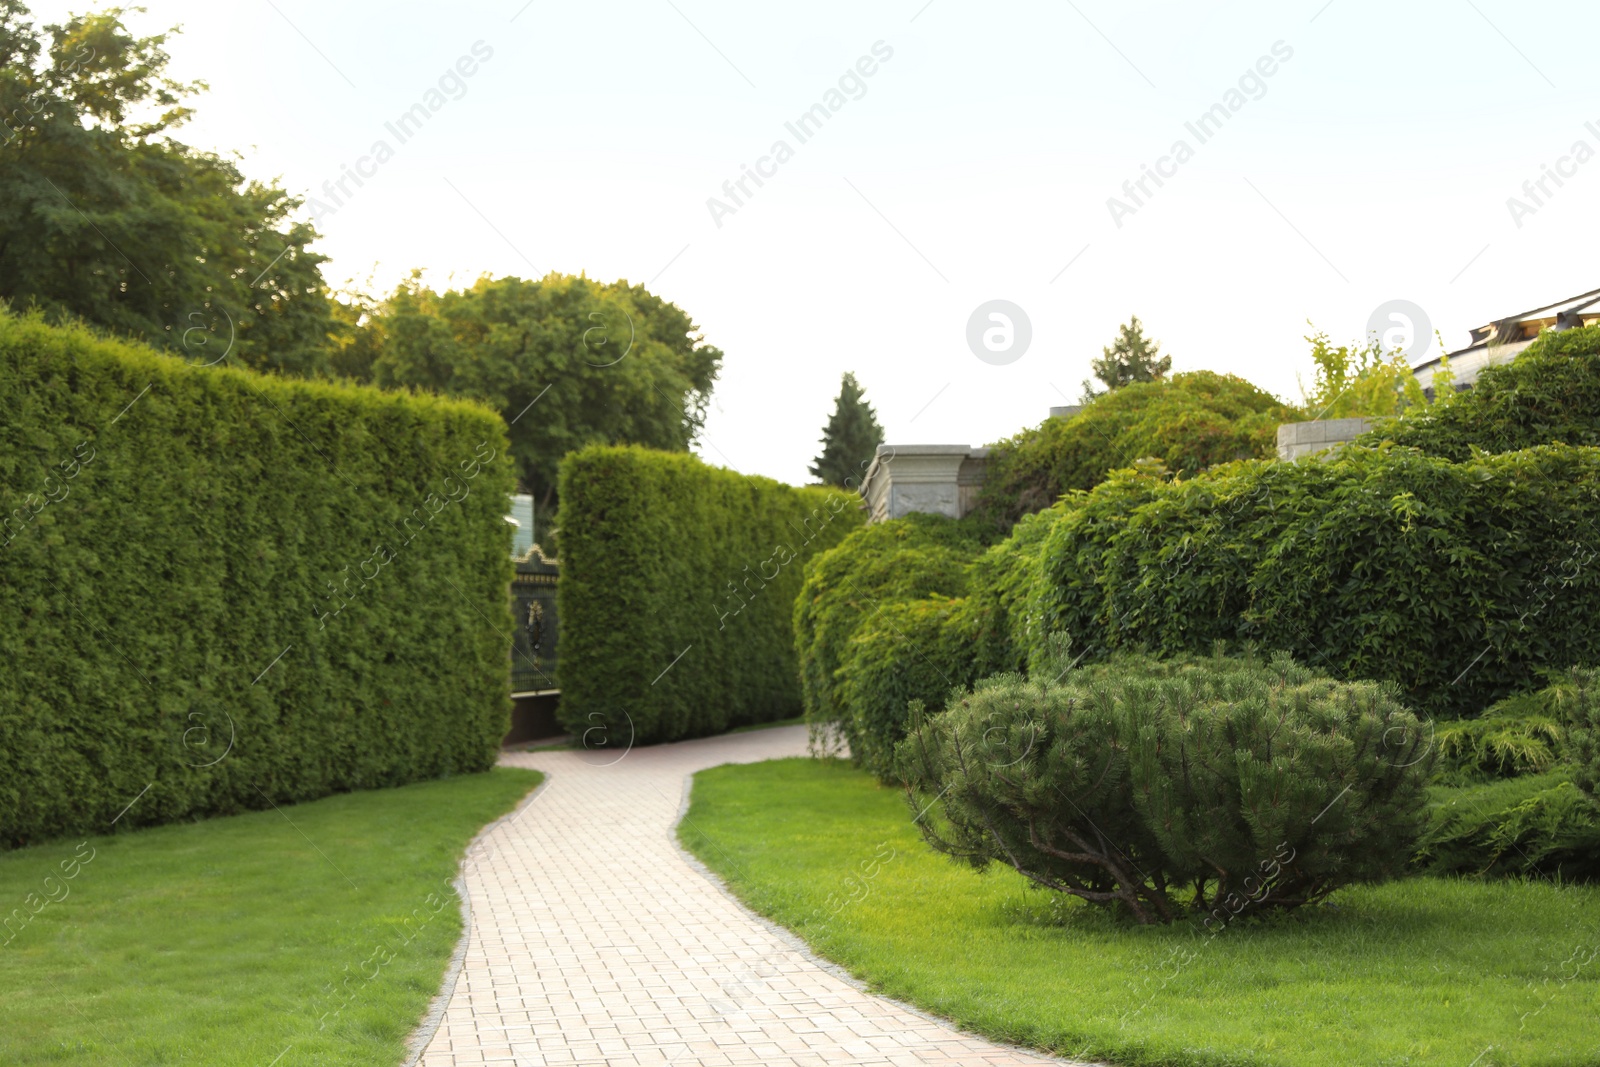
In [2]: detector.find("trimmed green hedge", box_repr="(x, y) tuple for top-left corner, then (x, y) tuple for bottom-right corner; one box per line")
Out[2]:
(557, 446), (861, 745)
(834, 595), (996, 780)
(1358, 324), (1600, 460)
(1031, 444), (1600, 718)
(0, 311), (515, 849)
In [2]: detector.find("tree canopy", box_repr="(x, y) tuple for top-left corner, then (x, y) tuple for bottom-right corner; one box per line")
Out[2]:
(1, 2), (726, 509)
(0, 1), (336, 374)
(809, 372), (884, 488)
(340, 272), (722, 506)
(1083, 315), (1171, 400)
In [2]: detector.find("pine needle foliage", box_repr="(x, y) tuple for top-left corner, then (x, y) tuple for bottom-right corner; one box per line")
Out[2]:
(898, 646), (1432, 924)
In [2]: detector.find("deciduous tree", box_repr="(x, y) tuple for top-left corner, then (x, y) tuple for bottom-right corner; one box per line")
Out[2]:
(349, 272), (722, 509)
(0, 2), (337, 374)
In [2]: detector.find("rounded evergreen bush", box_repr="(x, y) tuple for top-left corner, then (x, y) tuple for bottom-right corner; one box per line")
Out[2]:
(792, 514), (985, 752)
(834, 595), (995, 780)
(898, 650), (1433, 925)
(973, 370), (1290, 529)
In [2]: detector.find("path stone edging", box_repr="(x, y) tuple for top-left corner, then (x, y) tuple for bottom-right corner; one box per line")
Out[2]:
(402, 773), (553, 1067)
(669, 771), (1091, 1067)
(412, 726), (1084, 1066)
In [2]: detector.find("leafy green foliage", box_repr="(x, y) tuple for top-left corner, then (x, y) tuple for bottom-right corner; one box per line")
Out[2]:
(1028, 444), (1600, 718)
(833, 595), (1000, 780)
(792, 514), (986, 754)
(793, 506), (1070, 782)
(1297, 328), (1426, 419)
(974, 371), (1290, 529)
(965, 502), (1063, 676)
(1558, 666), (1600, 799)
(0, 310), (516, 849)
(556, 445), (860, 745)
(1416, 669), (1600, 881)
(1357, 324), (1600, 459)
(0, 3), (337, 375)
(808, 372), (883, 488)
(898, 650), (1432, 925)
(1082, 314), (1171, 399)
(346, 273), (721, 510)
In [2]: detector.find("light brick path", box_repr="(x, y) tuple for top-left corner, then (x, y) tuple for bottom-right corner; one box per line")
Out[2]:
(414, 724), (1073, 1067)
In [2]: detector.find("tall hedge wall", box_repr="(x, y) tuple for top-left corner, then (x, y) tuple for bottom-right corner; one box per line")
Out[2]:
(0, 312), (515, 849)
(556, 445), (862, 745)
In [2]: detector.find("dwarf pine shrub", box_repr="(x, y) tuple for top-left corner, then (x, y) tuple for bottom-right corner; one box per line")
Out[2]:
(897, 649), (1432, 924)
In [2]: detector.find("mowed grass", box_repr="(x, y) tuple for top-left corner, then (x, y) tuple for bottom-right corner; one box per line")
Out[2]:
(0, 768), (542, 1066)
(679, 758), (1600, 1067)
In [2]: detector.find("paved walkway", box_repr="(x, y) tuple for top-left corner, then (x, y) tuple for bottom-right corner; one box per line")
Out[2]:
(413, 724), (1072, 1067)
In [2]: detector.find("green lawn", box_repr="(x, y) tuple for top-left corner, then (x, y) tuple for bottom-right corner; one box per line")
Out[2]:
(680, 758), (1600, 1067)
(0, 768), (542, 1066)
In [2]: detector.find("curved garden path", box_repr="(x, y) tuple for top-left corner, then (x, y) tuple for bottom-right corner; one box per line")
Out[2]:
(412, 724), (1074, 1067)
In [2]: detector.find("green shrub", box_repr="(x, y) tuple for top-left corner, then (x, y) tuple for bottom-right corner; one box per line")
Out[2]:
(1414, 667), (1600, 881)
(1434, 692), (1566, 785)
(973, 371), (1290, 529)
(557, 445), (861, 745)
(834, 595), (997, 779)
(1556, 667), (1600, 798)
(1415, 770), (1600, 880)
(1297, 328), (1427, 419)
(0, 311), (515, 849)
(899, 649), (1432, 925)
(792, 515), (984, 748)
(1029, 444), (1600, 718)
(1358, 324), (1600, 459)
(966, 502), (1063, 676)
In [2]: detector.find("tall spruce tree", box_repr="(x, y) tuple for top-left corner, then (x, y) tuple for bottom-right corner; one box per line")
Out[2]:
(1082, 315), (1172, 400)
(809, 372), (884, 488)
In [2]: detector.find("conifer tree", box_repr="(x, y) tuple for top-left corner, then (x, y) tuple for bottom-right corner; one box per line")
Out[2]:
(809, 372), (885, 488)
(1082, 315), (1172, 400)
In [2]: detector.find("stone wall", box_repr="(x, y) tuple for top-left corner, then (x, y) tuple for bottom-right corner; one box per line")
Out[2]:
(1276, 417), (1372, 461)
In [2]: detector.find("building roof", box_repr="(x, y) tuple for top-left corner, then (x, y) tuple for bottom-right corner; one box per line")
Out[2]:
(1415, 285), (1600, 375)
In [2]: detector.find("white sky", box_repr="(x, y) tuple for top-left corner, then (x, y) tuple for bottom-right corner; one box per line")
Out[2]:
(27, 0), (1600, 485)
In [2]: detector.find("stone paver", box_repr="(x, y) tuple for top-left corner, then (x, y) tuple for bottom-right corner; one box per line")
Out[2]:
(414, 725), (1076, 1067)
